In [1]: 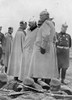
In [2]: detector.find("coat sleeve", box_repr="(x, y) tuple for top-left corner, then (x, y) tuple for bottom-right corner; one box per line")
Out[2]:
(45, 20), (55, 38)
(35, 28), (42, 47)
(21, 32), (25, 52)
(69, 34), (71, 48)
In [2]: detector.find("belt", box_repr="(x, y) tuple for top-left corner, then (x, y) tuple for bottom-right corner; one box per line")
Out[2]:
(57, 46), (69, 49)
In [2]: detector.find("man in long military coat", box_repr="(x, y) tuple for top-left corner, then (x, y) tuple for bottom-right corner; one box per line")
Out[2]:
(7, 21), (27, 81)
(4, 27), (13, 73)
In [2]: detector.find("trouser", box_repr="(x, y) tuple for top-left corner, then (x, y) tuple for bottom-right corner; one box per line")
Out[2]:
(5, 66), (7, 73)
(0, 46), (2, 60)
(58, 67), (67, 81)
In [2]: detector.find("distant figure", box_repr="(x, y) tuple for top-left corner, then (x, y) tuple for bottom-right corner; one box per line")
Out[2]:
(4, 27), (13, 73)
(56, 23), (71, 84)
(28, 10), (58, 82)
(7, 21), (27, 82)
(19, 19), (38, 81)
(0, 26), (5, 64)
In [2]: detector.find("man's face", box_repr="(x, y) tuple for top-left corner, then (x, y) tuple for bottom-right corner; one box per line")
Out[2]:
(8, 28), (13, 34)
(40, 14), (48, 22)
(22, 23), (27, 30)
(61, 27), (67, 33)
(28, 22), (36, 28)
(29, 22), (34, 27)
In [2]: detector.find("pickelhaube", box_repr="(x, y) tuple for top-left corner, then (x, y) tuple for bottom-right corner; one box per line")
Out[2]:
(62, 22), (68, 28)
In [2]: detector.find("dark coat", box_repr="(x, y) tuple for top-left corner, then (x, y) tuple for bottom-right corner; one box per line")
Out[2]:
(56, 32), (71, 69)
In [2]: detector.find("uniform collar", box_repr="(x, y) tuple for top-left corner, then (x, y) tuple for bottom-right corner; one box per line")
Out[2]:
(61, 32), (66, 35)
(18, 27), (26, 36)
(18, 27), (24, 31)
(7, 32), (12, 36)
(6, 33), (13, 39)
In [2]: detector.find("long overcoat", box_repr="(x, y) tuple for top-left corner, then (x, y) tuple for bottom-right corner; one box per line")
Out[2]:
(7, 29), (25, 78)
(28, 20), (58, 79)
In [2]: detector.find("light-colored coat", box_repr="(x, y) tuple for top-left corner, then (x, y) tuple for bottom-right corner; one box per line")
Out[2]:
(7, 28), (26, 78)
(19, 28), (38, 81)
(28, 20), (58, 79)
(4, 33), (13, 68)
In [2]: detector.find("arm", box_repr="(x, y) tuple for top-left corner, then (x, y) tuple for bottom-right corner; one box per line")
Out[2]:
(35, 28), (42, 47)
(69, 35), (71, 48)
(21, 32), (25, 52)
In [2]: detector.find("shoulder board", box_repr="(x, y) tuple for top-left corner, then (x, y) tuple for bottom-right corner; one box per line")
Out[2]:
(66, 33), (71, 37)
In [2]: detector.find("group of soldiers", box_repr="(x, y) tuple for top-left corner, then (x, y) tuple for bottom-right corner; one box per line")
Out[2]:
(0, 9), (71, 86)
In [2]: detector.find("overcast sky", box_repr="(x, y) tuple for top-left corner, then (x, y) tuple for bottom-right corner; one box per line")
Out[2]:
(0, 0), (72, 37)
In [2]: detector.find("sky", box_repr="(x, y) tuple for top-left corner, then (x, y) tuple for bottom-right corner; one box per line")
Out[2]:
(0, 0), (72, 37)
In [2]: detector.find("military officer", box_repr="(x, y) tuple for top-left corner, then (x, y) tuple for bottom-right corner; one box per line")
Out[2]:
(56, 23), (71, 84)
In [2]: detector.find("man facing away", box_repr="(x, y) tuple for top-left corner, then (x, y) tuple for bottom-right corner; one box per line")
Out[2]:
(56, 23), (71, 84)
(4, 27), (13, 73)
(7, 21), (27, 82)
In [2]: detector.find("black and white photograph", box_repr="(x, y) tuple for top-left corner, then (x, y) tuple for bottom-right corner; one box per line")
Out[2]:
(0, 0), (72, 99)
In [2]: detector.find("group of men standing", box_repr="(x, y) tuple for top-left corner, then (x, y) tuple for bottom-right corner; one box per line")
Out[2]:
(0, 9), (71, 85)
